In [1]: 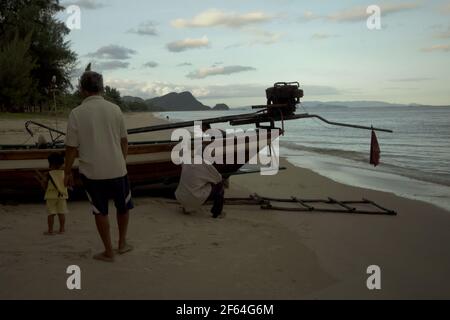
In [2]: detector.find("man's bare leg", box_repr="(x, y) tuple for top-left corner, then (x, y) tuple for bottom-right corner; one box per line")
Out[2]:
(44, 215), (56, 235)
(58, 214), (66, 234)
(94, 214), (114, 261)
(117, 211), (132, 254)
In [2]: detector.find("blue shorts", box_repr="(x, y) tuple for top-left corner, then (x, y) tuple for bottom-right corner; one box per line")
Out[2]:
(81, 174), (134, 215)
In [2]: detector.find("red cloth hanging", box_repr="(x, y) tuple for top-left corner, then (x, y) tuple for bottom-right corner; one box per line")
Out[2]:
(370, 129), (380, 167)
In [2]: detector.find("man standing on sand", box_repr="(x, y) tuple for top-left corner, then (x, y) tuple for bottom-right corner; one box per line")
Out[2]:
(64, 70), (133, 262)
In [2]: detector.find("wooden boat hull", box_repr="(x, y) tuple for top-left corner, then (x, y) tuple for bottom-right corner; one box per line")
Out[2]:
(0, 130), (279, 199)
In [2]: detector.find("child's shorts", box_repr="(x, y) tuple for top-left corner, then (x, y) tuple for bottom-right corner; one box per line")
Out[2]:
(46, 199), (68, 215)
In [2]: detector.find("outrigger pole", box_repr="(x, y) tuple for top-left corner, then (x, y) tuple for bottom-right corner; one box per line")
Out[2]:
(25, 110), (393, 140)
(127, 110), (393, 135)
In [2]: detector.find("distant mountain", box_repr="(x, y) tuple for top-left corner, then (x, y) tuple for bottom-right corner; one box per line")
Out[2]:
(212, 103), (230, 111)
(121, 96), (151, 112)
(302, 101), (404, 108)
(406, 103), (450, 107)
(122, 96), (145, 104)
(302, 101), (348, 109)
(326, 101), (406, 108)
(146, 92), (210, 111)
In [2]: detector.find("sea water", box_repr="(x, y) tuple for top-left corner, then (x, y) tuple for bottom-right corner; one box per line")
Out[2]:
(157, 105), (450, 211)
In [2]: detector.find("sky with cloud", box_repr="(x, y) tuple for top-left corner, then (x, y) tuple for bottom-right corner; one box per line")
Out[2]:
(60, 0), (450, 107)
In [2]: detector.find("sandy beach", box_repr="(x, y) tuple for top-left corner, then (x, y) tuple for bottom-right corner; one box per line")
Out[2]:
(1, 113), (450, 299)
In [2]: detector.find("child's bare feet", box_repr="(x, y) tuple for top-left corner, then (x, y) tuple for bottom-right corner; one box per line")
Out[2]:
(93, 252), (115, 262)
(43, 231), (55, 236)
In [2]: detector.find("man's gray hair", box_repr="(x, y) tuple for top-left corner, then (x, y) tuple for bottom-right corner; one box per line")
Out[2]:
(79, 71), (104, 93)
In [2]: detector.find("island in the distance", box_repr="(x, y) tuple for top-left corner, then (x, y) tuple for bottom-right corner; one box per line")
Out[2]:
(122, 91), (229, 112)
(212, 103), (230, 111)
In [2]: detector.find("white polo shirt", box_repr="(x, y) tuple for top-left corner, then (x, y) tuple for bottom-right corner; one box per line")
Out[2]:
(65, 95), (128, 180)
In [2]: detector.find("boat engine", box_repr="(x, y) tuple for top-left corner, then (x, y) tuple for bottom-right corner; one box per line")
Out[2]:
(265, 82), (304, 117)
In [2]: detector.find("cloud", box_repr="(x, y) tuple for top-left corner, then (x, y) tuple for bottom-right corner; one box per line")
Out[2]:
(103, 79), (228, 100)
(103, 79), (194, 98)
(326, 6), (371, 22)
(420, 44), (450, 52)
(99, 80), (263, 100)
(311, 33), (338, 40)
(301, 11), (320, 22)
(69, 61), (128, 77)
(429, 24), (444, 30)
(247, 28), (282, 45)
(186, 65), (256, 79)
(94, 61), (130, 70)
(127, 21), (158, 36)
(143, 61), (158, 68)
(64, 0), (106, 9)
(196, 84), (265, 99)
(177, 62), (193, 67)
(166, 36), (210, 52)
(384, 86), (419, 90)
(303, 2), (420, 23)
(225, 28), (282, 48)
(436, 31), (450, 39)
(171, 9), (272, 29)
(328, 3), (420, 22)
(439, 2), (450, 14)
(435, 27), (450, 39)
(86, 45), (137, 60)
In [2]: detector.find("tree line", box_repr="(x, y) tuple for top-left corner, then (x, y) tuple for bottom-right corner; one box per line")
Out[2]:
(0, 0), (141, 113)
(0, 0), (77, 112)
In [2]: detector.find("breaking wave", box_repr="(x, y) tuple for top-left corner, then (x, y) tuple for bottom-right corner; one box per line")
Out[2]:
(280, 141), (450, 187)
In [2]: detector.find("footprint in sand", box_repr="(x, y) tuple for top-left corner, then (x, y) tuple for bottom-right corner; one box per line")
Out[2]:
(62, 249), (92, 259)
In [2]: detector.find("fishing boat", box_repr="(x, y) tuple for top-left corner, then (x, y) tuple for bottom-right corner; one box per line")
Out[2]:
(0, 82), (392, 199)
(0, 127), (280, 198)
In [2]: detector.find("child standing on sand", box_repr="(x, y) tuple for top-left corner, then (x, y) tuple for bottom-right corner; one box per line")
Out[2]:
(36, 153), (69, 235)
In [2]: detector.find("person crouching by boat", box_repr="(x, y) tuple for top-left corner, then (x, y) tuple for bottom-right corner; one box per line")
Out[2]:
(35, 153), (69, 235)
(175, 163), (225, 218)
(63, 69), (133, 263)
